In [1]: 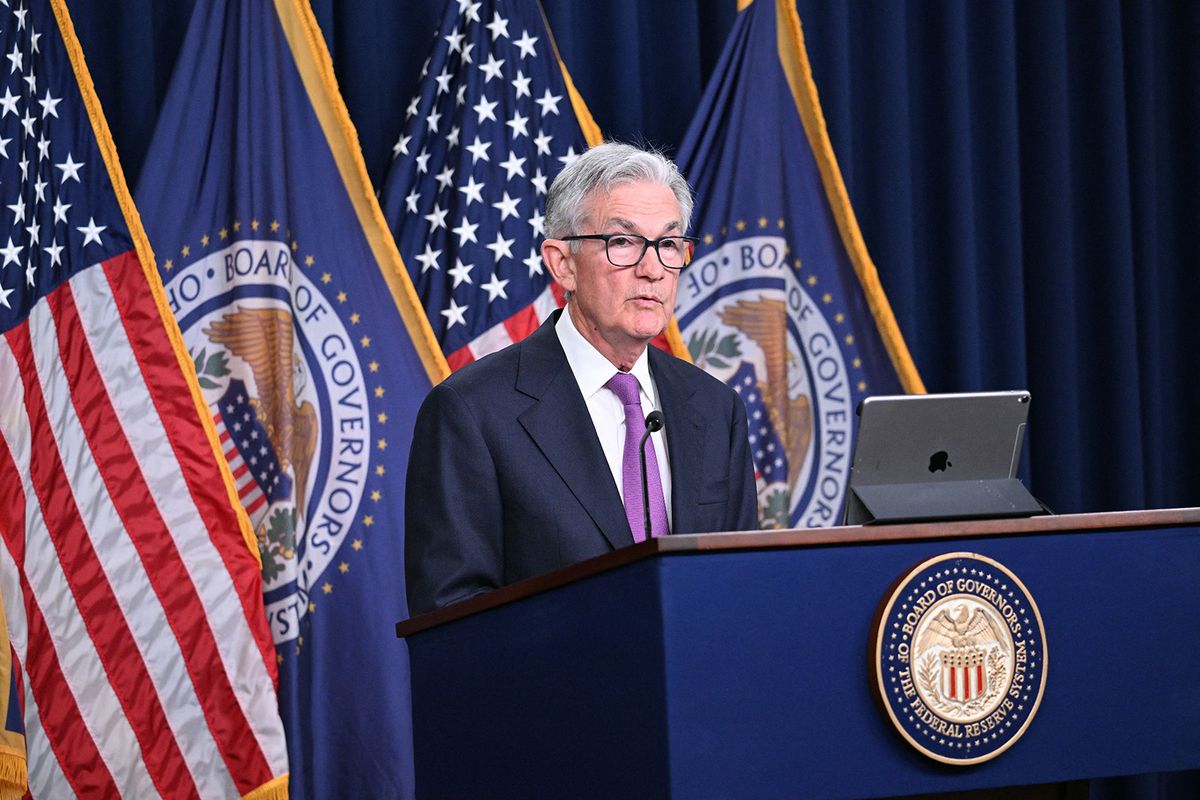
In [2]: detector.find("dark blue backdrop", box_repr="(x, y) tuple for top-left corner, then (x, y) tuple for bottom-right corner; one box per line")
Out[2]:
(67, 0), (1200, 516)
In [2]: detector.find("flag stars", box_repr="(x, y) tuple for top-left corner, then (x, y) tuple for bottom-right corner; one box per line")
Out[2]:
(441, 297), (468, 328)
(251, 218), (260, 231)
(530, 168), (548, 195)
(527, 209), (544, 236)
(777, 218), (786, 229)
(370, 490), (381, 502)
(270, 220), (280, 232)
(321, 272), (332, 284)
(219, 227), (229, 240)
(485, 11), (509, 40)
(458, 175), (485, 206)
(360, 335), (371, 347)
(807, 274), (818, 286)
(377, 412), (388, 424)
(481, 273), (509, 301)
(338, 562), (349, 574)
(473, 94), (498, 123)
(822, 292), (832, 304)
(461, 1), (482, 23)
(466, 135), (491, 163)
(835, 312), (845, 323)
(426, 108), (442, 133)
(512, 70), (531, 99)
(164, 259), (174, 271)
(858, 380), (868, 392)
(336, 291), (347, 303)
(556, 147), (578, 168)
(844, 334), (855, 345)
(0, 88), (18, 117)
(499, 152), (526, 179)
(233, 220), (242, 232)
(36, 134), (49, 161)
(350, 312), (361, 324)
(0, 134), (9, 159)
(56, 152), (83, 183)
(758, 216), (768, 228)
(415, 148), (431, 174)
(424, 204), (448, 232)
(38, 90), (60, 119)
(434, 67), (453, 95)
(523, 247), (543, 277)
(7, 44), (22, 74)
(703, 233), (714, 245)
(77, 217), (106, 247)
(479, 53), (505, 83)
(434, 164), (455, 191)
(506, 111), (529, 139)
(452, 216), (479, 246)
(735, 219), (746, 232)
(351, 538), (364, 551)
(322, 582), (333, 595)
(368, 361), (379, 373)
(0, 237), (21, 267)
(364, 513), (376, 527)
(304, 254), (314, 266)
(201, 234), (210, 246)
(448, 258), (474, 286)
(6, 194), (24, 223)
(21, 110), (36, 137)
(535, 88), (562, 116)
(486, 231), (514, 262)
(415, 243), (442, 273)
(375, 464), (386, 477)
(181, 244), (191, 257)
(492, 191), (520, 221)
(513, 29), (538, 59)
(377, 438), (387, 451)
(392, 134), (411, 158)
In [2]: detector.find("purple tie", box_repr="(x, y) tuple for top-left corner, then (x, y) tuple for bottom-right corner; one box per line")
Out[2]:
(606, 372), (670, 543)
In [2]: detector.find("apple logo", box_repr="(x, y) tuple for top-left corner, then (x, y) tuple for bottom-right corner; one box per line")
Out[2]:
(928, 451), (952, 473)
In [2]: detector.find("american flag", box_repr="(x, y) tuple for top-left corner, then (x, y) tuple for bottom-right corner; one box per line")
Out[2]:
(380, 0), (592, 370)
(0, 1), (287, 796)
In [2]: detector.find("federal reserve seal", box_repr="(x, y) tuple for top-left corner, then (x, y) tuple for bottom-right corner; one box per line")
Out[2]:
(874, 553), (1048, 764)
(675, 232), (862, 529)
(164, 231), (377, 647)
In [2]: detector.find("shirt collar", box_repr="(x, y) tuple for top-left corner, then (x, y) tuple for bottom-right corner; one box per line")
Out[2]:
(555, 306), (655, 403)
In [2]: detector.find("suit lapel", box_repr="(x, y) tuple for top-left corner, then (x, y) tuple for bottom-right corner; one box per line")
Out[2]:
(650, 348), (707, 535)
(516, 316), (634, 550)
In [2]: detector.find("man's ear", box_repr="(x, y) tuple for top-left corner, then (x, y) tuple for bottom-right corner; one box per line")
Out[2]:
(541, 239), (577, 293)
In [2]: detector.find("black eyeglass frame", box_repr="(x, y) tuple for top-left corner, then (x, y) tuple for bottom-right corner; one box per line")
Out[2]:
(561, 233), (700, 270)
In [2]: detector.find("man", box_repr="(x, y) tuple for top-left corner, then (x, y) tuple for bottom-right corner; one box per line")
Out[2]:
(405, 142), (757, 615)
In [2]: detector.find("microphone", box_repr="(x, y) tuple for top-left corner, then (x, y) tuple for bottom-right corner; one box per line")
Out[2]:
(639, 410), (665, 541)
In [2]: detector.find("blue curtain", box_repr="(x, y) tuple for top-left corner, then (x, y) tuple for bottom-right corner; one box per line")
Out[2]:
(68, 0), (1199, 517)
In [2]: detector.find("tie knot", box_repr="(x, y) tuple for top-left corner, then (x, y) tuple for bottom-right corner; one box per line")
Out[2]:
(605, 371), (641, 407)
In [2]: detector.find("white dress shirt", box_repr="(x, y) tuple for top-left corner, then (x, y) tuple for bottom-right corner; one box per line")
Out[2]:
(555, 308), (673, 526)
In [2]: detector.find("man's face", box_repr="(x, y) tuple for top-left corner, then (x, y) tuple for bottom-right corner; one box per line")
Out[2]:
(546, 181), (682, 367)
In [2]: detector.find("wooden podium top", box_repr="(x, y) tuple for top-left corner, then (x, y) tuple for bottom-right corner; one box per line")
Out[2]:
(395, 506), (1200, 637)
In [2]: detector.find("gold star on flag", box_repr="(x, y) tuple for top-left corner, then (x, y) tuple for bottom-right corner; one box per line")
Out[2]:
(374, 386), (385, 398)
(844, 335), (855, 345)
(735, 220), (746, 232)
(251, 219), (260, 231)
(375, 465), (385, 476)
(370, 490), (381, 502)
(270, 220), (280, 232)
(201, 234), (210, 246)
(807, 275), (818, 286)
(377, 438), (387, 450)
(322, 583), (333, 594)
(219, 227), (229, 239)
(363, 515), (374, 527)
(181, 244), (191, 257)
(350, 312), (361, 324)
(305, 255), (315, 266)
(164, 259), (174, 271)
(336, 291), (347, 303)
(321, 272), (332, 284)
(822, 293), (832, 304)
(376, 412), (388, 424)
(352, 539), (363, 551)
(232, 220), (241, 232)
(338, 562), (349, 574)
(368, 361), (379, 373)
(360, 336), (371, 347)
(757, 216), (768, 228)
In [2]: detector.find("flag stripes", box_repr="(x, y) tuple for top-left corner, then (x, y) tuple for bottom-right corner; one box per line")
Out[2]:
(0, 265), (287, 796)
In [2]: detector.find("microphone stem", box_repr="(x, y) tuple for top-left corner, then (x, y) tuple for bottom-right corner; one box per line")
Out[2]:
(639, 427), (653, 541)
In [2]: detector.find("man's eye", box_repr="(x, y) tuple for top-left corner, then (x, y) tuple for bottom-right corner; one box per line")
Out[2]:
(608, 235), (637, 248)
(659, 238), (681, 251)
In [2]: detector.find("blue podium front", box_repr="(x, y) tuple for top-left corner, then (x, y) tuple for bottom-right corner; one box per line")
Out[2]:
(397, 509), (1200, 799)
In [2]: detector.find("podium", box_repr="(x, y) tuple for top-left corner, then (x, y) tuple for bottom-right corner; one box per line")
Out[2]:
(396, 509), (1200, 798)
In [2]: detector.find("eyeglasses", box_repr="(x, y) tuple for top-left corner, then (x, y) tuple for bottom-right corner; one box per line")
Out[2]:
(562, 233), (699, 270)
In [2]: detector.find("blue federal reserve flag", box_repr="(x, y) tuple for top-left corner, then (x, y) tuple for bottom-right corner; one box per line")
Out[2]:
(675, 0), (924, 529)
(136, 0), (447, 797)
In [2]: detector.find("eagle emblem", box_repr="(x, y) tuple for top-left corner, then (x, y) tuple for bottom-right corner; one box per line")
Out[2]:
(917, 602), (1011, 703)
(204, 305), (319, 517)
(718, 296), (813, 485)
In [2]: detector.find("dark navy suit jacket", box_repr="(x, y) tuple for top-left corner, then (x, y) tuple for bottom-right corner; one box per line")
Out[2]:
(404, 312), (758, 615)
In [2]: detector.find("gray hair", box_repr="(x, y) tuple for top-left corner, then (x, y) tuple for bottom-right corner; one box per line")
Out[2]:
(544, 142), (694, 244)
